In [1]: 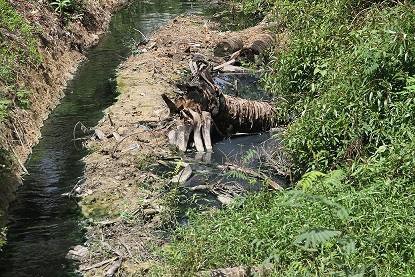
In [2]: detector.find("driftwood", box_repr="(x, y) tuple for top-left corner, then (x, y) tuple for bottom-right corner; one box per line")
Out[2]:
(163, 56), (276, 152)
(80, 257), (118, 272)
(104, 258), (123, 277)
(214, 32), (275, 61)
(214, 37), (244, 57)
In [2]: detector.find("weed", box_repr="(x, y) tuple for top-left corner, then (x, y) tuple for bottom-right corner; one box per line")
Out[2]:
(0, 227), (7, 248)
(135, 153), (157, 171)
(49, 0), (82, 18)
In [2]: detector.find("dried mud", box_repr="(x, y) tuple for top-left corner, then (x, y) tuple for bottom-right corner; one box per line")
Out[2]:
(78, 16), (223, 276)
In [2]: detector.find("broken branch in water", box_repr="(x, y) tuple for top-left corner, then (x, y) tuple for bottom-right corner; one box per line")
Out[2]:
(134, 28), (149, 45)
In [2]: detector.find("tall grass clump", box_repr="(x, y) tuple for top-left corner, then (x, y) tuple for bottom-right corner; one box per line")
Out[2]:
(159, 0), (415, 276)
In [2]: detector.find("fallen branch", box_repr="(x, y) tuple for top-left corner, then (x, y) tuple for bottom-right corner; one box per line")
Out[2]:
(105, 258), (123, 277)
(218, 162), (283, 191)
(134, 28), (149, 44)
(6, 141), (29, 175)
(213, 58), (236, 71)
(80, 257), (118, 272)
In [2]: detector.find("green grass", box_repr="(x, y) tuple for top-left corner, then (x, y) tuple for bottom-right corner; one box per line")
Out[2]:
(162, 162), (415, 276)
(0, 0), (42, 122)
(159, 0), (415, 275)
(265, 1), (415, 176)
(161, 120), (415, 275)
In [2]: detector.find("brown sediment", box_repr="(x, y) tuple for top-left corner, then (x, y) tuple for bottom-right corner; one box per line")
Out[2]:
(78, 16), (222, 276)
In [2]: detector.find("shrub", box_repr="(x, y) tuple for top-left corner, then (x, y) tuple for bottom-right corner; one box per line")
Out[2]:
(50, 0), (78, 16)
(262, 1), (415, 175)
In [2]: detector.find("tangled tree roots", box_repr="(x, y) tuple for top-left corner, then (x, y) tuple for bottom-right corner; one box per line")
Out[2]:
(163, 56), (277, 152)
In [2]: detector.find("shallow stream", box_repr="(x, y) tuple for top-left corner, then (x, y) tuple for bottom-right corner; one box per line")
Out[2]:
(0, 1), (202, 275)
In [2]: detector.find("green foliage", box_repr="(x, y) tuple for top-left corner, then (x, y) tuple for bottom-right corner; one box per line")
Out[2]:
(135, 153), (157, 171)
(16, 89), (30, 109)
(50, 0), (78, 17)
(0, 0), (41, 122)
(160, 1), (415, 276)
(262, 0), (415, 175)
(0, 99), (11, 122)
(207, 0), (271, 31)
(239, 0), (272, 16)
(161, 163), (415, 275)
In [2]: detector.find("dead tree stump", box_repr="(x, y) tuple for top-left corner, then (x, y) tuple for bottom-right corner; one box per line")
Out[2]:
(163, 57), (276, 152)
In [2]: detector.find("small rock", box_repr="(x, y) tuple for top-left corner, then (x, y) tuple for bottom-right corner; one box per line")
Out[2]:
(217, 195), (233, 205)
(66, 245), (89, 261)
(94, 129), (106, 140)
(112, 132), (122, 141)
(143, 208), (159, 216)
(137, 124), (150, 131)
(127, 143), (140, 151)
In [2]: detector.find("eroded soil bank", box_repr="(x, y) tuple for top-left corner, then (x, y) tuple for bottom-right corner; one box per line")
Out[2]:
(0, 0), (127, 220)
(78, 15), (278, 276)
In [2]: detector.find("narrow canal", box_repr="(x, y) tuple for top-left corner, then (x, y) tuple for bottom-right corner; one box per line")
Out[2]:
(0, 1), (202, 276)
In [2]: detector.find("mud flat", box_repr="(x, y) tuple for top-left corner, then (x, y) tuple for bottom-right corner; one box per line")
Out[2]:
(78, 16), (222, 276)
(77, 13), (283, 275)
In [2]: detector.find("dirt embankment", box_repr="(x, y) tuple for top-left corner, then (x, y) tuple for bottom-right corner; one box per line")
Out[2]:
(77, 16), (272, 276)
(0, 0), (127, 217)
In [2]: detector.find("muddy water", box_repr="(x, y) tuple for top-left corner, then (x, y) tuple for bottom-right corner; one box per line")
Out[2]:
(0, 1), (202, 276)
(173, 74), (285, 220)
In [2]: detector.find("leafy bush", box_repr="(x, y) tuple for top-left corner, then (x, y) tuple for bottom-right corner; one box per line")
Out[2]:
(262, 1), (415, 175)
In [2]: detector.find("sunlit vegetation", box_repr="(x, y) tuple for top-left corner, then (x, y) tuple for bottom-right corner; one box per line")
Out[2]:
(161, 0), (415, 275)
(0, 0), (41, 122)
(49, 0), (84, 18)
